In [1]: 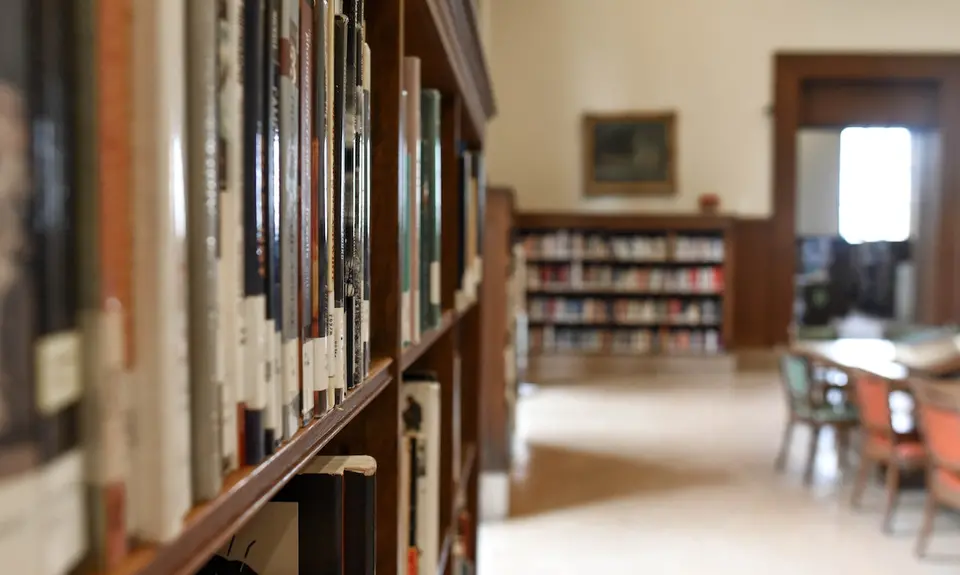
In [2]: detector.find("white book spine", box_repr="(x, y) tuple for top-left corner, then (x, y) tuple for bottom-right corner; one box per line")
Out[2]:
(244, 295), (267, 424)
(217, 0), (243, 474)
(282, 339), (299, 438)
(326, 290), (335, 408)
(404, 382), (441, 575)
(131, 0), (191, 541)
(0, 469), (41, 575)
(38, 451), (86, 575)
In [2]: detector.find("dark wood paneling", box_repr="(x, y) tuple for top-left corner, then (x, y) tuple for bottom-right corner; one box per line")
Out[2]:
(731, 219), (775, 348)
(800, 79), (939, 128)
(479, 187), (513, 472)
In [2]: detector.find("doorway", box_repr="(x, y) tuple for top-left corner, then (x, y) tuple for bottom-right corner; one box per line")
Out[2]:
(771, 54), (960, 343)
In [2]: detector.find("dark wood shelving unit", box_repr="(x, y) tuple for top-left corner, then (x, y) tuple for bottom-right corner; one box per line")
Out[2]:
(518, 212), (735, 360)
(96, 1), (495, 574)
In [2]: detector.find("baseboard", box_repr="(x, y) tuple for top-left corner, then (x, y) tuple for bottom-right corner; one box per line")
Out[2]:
(479, 471), (510, 522)
(526, 353), (736, 383)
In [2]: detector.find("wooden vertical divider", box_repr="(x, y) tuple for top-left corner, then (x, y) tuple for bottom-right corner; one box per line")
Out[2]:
(365, 1), (404, 573)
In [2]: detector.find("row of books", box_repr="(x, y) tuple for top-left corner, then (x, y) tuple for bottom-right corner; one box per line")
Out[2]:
(197, 455), (378, 574)
(528, 298), (722, 326)
(196, 371), (470, 575)
(1, 0), (385, 572)
(527, 264), (724, 294)
(397, 56), (487, 347)
(531, 327), (724, 355)
(522, 232), (724, 262)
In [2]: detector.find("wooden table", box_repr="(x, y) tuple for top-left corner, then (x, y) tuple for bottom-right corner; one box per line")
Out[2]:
(790, 338), (919, 434)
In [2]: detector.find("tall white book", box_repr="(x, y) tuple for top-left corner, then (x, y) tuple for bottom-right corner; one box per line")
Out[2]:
(217, 0), (244, 475)
(130, 0), (192, 541)
(402, 377), (440, 575)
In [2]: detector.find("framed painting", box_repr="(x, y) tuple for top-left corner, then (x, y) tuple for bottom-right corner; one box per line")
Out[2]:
(582, 111), (677, 196)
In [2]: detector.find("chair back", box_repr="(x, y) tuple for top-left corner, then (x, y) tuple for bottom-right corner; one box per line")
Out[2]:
(853, 374), (894, 438)
(912, 382), (960, 473)
(779, 354), (812, 410)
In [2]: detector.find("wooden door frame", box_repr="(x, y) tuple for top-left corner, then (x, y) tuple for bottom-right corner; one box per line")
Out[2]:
(771, 53), (960, 342)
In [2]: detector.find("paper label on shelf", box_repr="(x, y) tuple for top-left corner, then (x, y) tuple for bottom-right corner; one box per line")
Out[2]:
(401, 292), (410, 345)
(430, 261), (440, 305)
(35, 331), (81, 415)
(301, 339), (315, 417)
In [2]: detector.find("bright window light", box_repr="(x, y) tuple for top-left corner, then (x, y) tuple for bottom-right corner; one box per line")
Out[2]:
(838, 127), (912, 244)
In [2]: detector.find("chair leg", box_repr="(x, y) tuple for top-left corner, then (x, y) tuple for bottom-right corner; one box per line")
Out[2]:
(851, 445), (871, 509)
(803, 425), (821, 486)
(882, 464), (901, 534)
(775, 420), (795, 472)
(915, 494), (937, 558)
(836, 426), (851, 475)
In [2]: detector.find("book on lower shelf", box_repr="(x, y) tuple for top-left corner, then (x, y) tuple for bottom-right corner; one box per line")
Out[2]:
(196, 455), (377, 575)
(401, 374), (441, 575)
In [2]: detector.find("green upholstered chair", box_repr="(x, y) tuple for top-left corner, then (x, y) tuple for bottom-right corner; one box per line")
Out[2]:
(776, 353), (859, 485)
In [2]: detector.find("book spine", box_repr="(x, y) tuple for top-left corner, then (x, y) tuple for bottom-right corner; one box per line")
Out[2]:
(421, 89), (442, 331)
(279, 0), (300, 441)
(86, 0), (131, 566)
(217, 0), (244, 477)
(331, 13), (347, 404)
(403, 57), (421, 342)
(405, 381), (441, 575)
(399, 88), (410, 348)
(474, 152), (486, 284)
(131, 0), (191, 541)
(298, 0), (315, 424)
(311, 0), (330, 414)
(341, 0), (357, 392)
(187, 0), (224, 502)
(242, 0), (267, 466)
(264, 0), (282, 453)
(32, 3), (87, 570)
(457, 150), (470, 306)
(361, 42), (371, 377)
(0, 3), (43, 572)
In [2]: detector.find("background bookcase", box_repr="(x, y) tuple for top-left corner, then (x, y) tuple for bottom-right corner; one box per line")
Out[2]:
(95, 1), (496, 574)
(517, 213), (735, 359)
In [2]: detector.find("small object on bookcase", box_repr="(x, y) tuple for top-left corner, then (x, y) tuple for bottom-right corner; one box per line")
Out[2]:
(698, 192), (720, 214)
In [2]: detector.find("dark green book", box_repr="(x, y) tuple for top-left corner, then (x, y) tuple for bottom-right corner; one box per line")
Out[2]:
(420, 89), (442, 330)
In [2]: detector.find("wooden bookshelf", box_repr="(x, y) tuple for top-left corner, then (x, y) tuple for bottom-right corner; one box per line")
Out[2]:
(93, 1), (495, 574)
(518, 212), (735, 358)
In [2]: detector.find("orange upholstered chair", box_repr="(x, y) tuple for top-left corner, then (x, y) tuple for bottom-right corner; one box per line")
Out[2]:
(912, 382), (960, 558)
(850, 374), (926, 533)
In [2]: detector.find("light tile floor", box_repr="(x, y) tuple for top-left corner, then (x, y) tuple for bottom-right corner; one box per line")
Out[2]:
(479, 372), (960, 574)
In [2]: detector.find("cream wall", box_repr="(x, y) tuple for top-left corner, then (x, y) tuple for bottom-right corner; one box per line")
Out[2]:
(485, 0), (960, 216)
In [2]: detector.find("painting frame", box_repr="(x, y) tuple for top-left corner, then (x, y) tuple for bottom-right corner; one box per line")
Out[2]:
(582, 111), (677, 197)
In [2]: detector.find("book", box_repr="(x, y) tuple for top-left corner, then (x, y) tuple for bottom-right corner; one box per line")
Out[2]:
(342, 0), (359, 392)
(399, 87), (411, 348)
(0, 3), (44, 571)
(81, 0), (132, 566)
(264, 0), (283, 453)
(361, 42), (372, 377)
(402, 375), (441, 575)
(131, 0), (192, 540)
(330, 13), (347, 405)
(403, 58), (422, 344)
(298, 0), (316, 424)
(242, 0), (268, 466)
(216, 0), (243, 479)
(279, 0), (301, 440)
(187, 0), (224, 502)
(311, 0), (330, 415)
(205, 455), (376, 574)
(420, 90), (442, 331)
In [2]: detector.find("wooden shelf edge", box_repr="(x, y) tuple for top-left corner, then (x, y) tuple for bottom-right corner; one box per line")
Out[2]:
(400, 310), (457, 371)
(104, 358), (394, 575)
